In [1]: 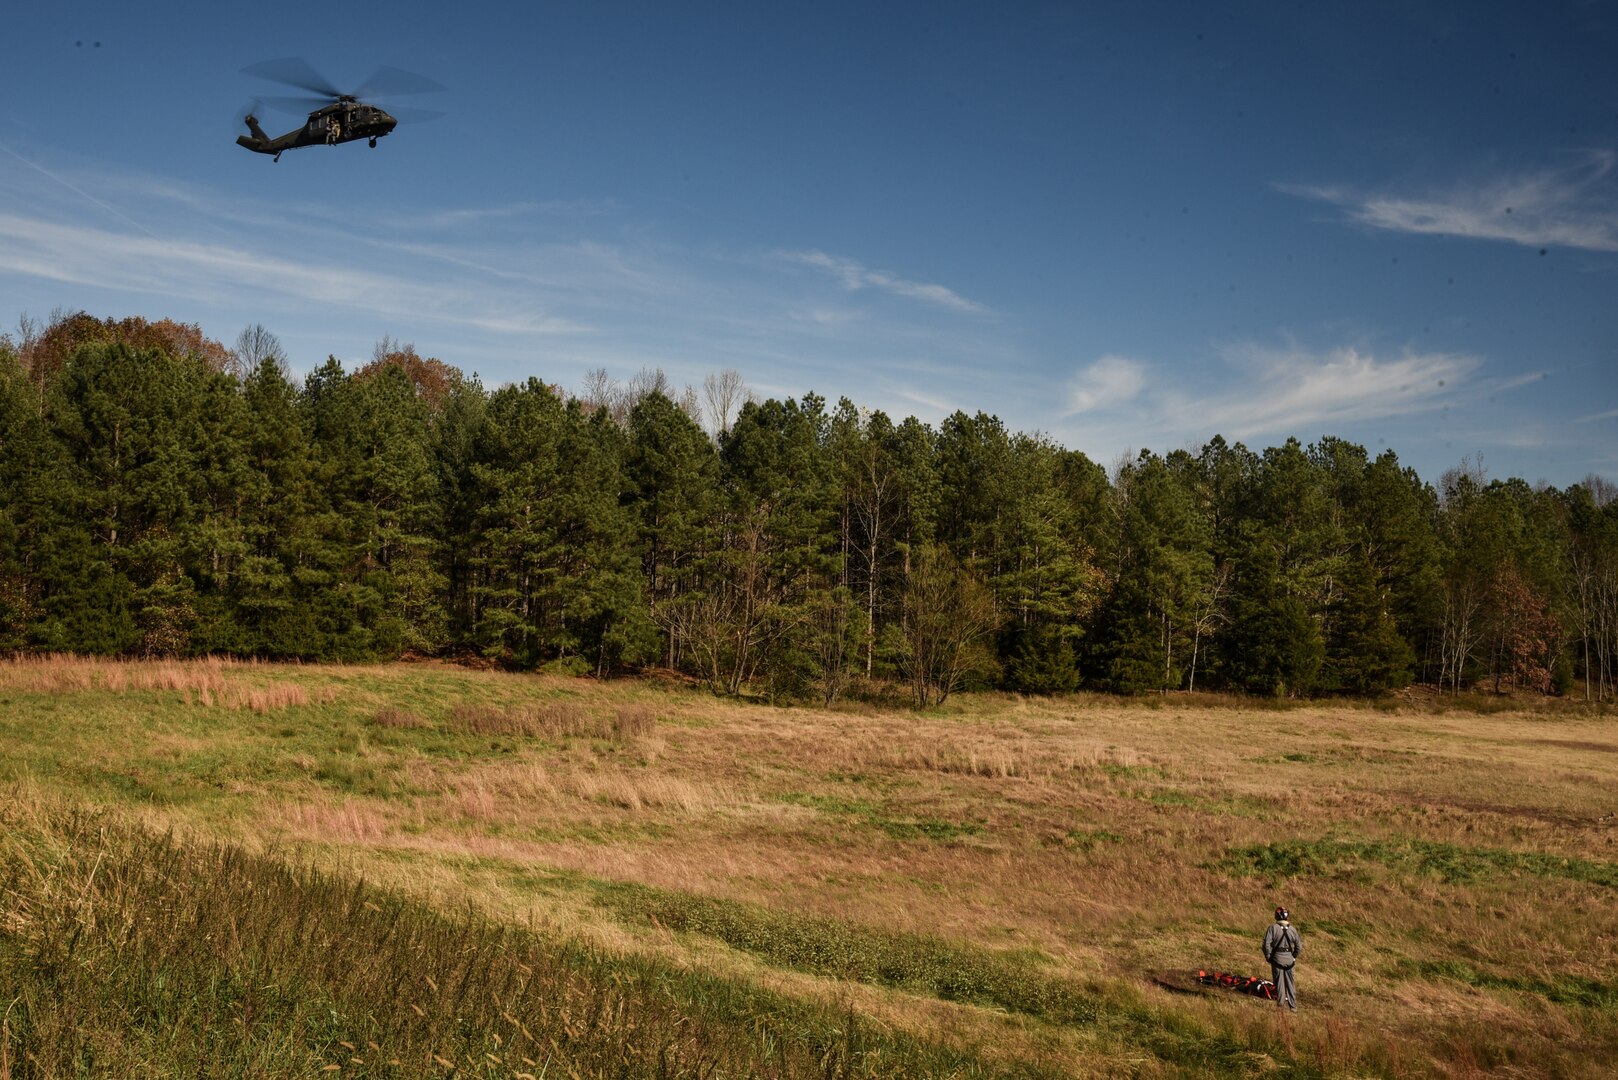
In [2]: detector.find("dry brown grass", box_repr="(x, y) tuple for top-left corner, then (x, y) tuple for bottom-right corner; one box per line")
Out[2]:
(413, 759), (750, 826)
(5, 661), (1615, 1077)
(275, 798), (393, 842)
(0, 653), (332, 712)
(370, 706), (431, 729)
(448, 700), (654, 740)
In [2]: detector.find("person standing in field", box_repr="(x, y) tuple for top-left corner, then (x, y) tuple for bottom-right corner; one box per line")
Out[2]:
(1263, 906), (1301, 1011)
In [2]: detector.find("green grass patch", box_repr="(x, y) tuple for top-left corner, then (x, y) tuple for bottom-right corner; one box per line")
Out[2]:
(1307, 918), (1374, 943)
(310, 754), (418, 799)
(1217, 837), (1618, 889)
(1131, 787), (1274, 818)
(593, 879), (1097, 1024)
(1101, 763), (1163, 780)
(77, 764), (206, 806)
(1400, 960), (1618, 1009)
(781, 792), (984, 842)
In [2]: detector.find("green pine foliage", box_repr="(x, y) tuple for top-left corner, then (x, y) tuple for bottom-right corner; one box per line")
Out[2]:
(0, 347), (56, 649)
(1, 319), (1614, 702)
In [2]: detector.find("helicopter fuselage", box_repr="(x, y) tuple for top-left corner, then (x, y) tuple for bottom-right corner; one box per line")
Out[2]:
(237, 98), (397, 161)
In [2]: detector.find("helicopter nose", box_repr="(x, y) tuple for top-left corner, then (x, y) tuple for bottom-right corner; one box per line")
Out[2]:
(378, 111), (397, 131)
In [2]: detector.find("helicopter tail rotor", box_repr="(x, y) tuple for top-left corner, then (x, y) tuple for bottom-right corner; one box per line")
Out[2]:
(234, 99), (268, 141)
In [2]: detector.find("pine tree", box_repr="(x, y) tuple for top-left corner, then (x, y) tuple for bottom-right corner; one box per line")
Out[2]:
(235, 358), (322, 655)
(1222, 547), (1325, 697)
(432, 375), (489, 649)
(556, 406), (656, 674)
(1353, 450), (1439, 680)
(45, 343), (210, 655)
(691, 396), (840, 694)
(465, 378), (570, 665)
(626, 390), (719, 668)
(466, 380), (649, 670)
(180, 366), (254, 652)
(1326, 549), (1415, 694)
(0, 346), (57, 648)
(1094, 451), (1211, 693)
(996, 436), (1105, 693)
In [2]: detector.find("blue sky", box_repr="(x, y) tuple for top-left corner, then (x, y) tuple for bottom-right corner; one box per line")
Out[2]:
(2, 1), (1614, 486)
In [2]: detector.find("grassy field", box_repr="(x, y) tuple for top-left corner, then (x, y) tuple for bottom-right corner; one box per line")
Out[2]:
(1, 656), (1614, 1077)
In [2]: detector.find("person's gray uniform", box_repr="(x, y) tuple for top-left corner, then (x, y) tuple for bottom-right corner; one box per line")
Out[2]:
(1263, 916), (1301, 1010)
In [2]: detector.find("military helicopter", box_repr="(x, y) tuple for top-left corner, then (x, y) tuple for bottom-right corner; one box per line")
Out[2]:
(236, 57), (444, 162)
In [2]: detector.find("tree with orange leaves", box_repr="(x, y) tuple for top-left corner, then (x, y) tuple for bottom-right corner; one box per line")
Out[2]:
(15, 311), (233, 389)
(354, 336), (464, 414)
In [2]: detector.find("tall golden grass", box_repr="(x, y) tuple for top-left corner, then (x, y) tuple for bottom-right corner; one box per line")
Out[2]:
(0, 653), (332, 712)
(448, 700), (655, 740)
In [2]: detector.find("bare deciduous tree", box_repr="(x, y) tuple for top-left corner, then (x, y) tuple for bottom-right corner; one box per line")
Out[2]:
(581, 367), (617, 417)
(703, 368), (748, 439)
(676, 384), (702, 425)
(233, 323), (288, 379)
(1583, 473), (1616, 509)
(620, 367), (671, 424)
(1439, 452), (1486, 509)
(371, 333), (409, 365)
(578, 366), (677, 425)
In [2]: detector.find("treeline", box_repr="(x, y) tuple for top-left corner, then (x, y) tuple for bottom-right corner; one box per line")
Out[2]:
(2, 313), (1616, 704)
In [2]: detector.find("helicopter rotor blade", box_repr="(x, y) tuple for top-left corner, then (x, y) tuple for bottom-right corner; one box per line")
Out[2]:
(383, 105), (446, 125)
(257, 94), (333, 115)
(355, 65), (446, 99)
(241, 57), (342, 99)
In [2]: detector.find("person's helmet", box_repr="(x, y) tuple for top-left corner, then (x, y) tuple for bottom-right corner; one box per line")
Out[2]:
(1275, 906), (1290, 921)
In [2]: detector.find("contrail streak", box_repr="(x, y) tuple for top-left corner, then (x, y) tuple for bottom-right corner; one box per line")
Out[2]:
(0, 141), (162, 240)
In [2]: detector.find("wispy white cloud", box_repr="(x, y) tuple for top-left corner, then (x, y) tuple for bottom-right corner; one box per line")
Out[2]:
(1576, 407), (1618, 423)
(411, 199), (618, 230)
(0, 153), (1020, 404)
(774, 250), (988, 314)
(1187, 343), (1480, 438)
(0, 213), (587, 337)
(1064, 355), (1146, 415)
(1494, 429), (1547, 449)
(892, 385), (957, 415)
(1055, 340), (1482, 460)
(0, 142), (162, 239)
(1280, 151), (1618, 252)
(790, 307), (861, 328)
(1490, 369), (1552, 393)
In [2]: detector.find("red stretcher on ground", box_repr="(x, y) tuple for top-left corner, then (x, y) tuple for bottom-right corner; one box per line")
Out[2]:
(1151, 969), (1277, 1000)
(1195, 969), (1277, 998)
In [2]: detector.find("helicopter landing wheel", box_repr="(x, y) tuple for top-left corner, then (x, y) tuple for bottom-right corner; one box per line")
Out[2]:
(369, 137), (377, 148)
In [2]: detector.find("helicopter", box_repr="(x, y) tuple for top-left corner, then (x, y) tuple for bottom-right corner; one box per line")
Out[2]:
(236, 57), (443, 162)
